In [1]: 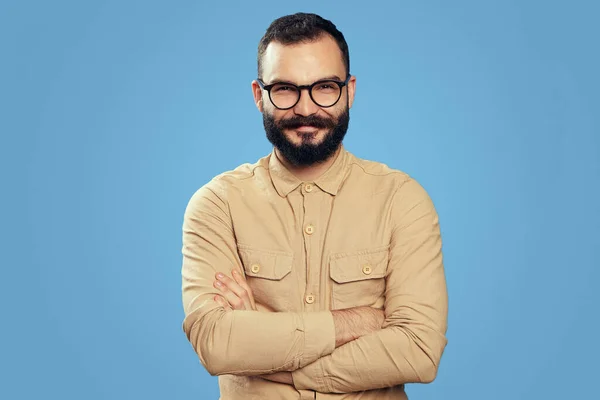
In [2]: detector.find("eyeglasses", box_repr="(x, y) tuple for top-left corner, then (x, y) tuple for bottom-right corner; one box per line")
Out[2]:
(257, 76), (350, 110)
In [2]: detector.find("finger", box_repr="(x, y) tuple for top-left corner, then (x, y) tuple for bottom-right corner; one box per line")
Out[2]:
(214, 295), (232, 311)
(214, 279), (245, 310)
(216, 272), (253, 310)
(232, 269), (256, 310)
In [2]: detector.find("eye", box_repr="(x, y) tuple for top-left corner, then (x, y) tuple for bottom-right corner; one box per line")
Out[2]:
(314, 82), (337, 91)
(272, 84), (296, 93)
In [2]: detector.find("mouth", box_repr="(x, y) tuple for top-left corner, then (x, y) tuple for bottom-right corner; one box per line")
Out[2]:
(293, 125), (320, 133)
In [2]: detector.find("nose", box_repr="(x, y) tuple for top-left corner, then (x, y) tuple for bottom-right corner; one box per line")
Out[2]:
(293, 88), (319, 117)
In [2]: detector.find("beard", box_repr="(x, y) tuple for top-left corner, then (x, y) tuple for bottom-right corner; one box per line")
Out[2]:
(263, 106), (350, 166)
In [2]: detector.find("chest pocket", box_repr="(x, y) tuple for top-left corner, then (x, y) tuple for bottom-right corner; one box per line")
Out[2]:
(237, 244), (295, 311)
(329, 245), (389, 310)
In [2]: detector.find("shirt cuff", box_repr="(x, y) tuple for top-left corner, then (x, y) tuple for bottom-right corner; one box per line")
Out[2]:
(292, 357), (329, 392)
(300, 311), (335, 365)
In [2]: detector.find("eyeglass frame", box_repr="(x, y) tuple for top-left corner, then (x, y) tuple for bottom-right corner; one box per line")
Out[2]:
(256, 75), (351, 110)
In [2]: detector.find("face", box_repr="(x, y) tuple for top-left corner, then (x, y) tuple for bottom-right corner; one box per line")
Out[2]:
(253, 34), (356, 166)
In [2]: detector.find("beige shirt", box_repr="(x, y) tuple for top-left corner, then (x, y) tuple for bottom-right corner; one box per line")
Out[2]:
(181, 146), (448, 399)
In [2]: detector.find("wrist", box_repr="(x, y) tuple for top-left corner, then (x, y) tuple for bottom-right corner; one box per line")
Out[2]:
(332, 306), (383, 348)
(332, 308), (358, 347)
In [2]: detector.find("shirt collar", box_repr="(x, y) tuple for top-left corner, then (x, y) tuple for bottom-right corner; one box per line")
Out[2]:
(269, 146), (349, 197)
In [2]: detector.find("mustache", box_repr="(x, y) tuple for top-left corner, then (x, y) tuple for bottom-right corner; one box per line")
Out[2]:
(277, 115), (336, 130)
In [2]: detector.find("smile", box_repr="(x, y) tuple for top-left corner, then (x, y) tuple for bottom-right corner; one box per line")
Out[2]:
(294, 126), (319, 132)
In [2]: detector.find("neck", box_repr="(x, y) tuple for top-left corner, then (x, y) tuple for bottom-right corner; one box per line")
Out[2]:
(275, 146), (342, 182)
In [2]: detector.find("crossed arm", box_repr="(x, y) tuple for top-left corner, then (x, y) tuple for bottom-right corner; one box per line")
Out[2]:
(181, 177), (448, 393)
(212, 270), (385, 385)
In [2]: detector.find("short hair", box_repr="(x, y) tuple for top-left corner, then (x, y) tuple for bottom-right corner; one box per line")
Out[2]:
(257, 13), (350, 79)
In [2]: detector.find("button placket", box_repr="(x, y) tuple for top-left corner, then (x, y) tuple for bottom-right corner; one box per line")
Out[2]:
(301, 182), (319, 314)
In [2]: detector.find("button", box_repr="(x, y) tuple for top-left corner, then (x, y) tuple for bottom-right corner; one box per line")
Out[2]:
(304, 184), (313, 193)
(304, 225), (314, 235)
(362, 264), (372, 275)
(251, 264), (261, 274)
(305, 294), (315, 304)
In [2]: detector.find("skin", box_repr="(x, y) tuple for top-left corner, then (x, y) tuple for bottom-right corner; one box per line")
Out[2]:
(251, 34), (356, 182)
(213, 36), (384, 386)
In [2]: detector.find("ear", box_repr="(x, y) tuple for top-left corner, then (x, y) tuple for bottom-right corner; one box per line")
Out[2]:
(347, 75), (357, 109)
(251, 80), (264, 113)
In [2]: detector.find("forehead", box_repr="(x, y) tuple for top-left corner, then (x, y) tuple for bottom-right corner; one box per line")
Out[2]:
(261, 34), (346, 84)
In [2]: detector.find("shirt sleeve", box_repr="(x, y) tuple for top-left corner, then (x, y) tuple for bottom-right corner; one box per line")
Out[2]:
(181, 180), (336, 376)
(291, 177), (448, 393)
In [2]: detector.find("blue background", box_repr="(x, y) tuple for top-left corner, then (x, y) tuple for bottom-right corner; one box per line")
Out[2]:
(2, 1), (598, 399)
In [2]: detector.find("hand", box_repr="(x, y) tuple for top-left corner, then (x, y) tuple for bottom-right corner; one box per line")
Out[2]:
(213, 270), (257, 311)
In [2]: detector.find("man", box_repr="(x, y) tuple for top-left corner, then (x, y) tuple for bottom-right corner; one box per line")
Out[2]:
(181, 12), (448, 399)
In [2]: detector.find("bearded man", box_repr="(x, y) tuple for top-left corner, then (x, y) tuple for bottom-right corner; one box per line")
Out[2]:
(181, 12), (448, 400)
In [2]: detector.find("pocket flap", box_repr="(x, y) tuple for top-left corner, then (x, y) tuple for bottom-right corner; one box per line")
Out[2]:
(237, 245), (293, 281)
(330, 246), (389, 284)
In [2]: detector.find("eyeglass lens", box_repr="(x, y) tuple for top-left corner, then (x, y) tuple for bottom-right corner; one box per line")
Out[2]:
(269, 81), (341, 109)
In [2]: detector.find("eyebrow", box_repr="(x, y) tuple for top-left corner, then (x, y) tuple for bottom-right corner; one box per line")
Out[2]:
(268, 75), (344, 84)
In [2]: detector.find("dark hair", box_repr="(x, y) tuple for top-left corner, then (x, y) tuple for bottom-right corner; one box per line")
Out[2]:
(257, 13), (350, 79)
